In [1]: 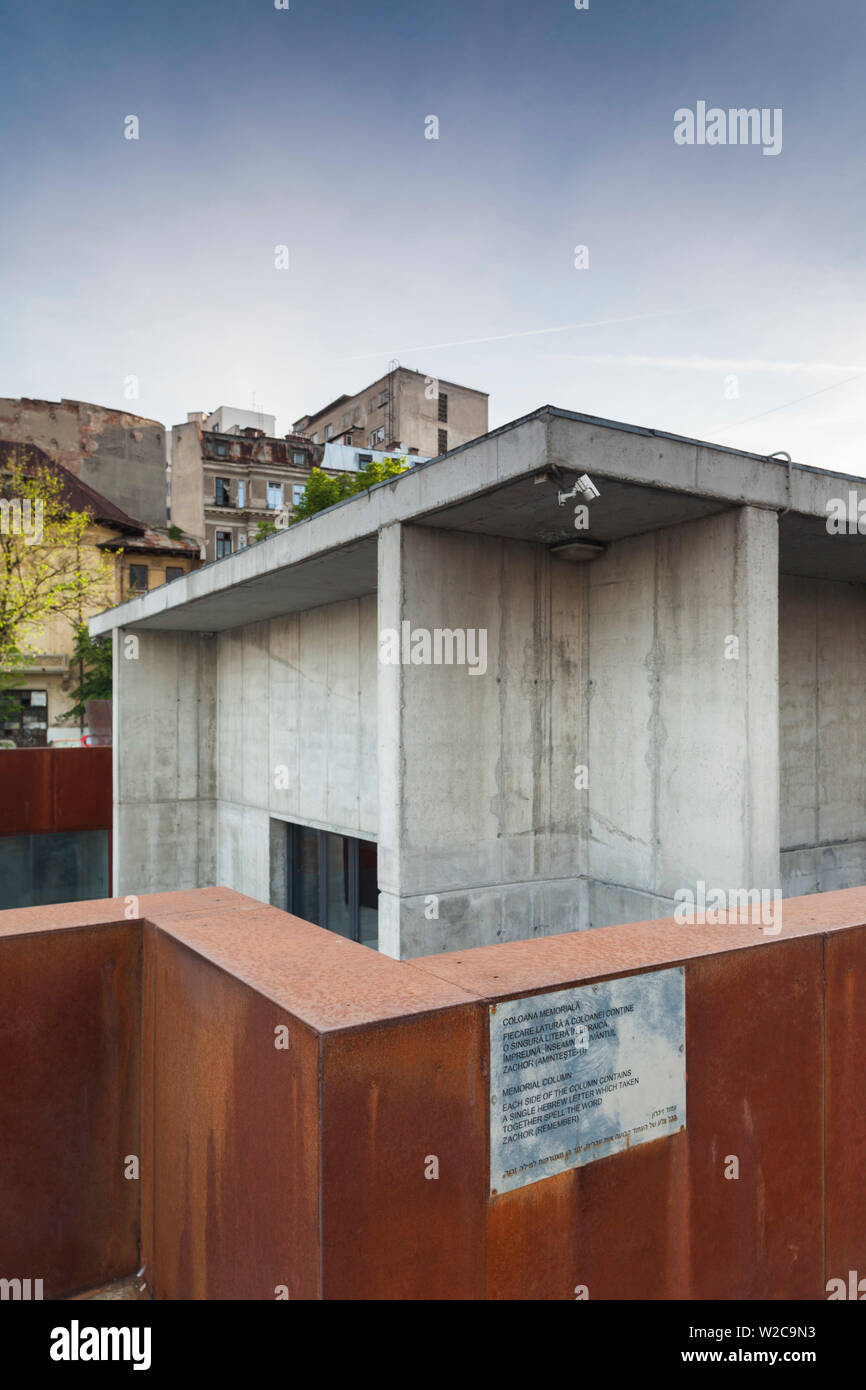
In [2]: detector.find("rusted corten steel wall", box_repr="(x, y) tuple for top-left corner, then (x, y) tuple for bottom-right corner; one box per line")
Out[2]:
(1, 885), (865, 1299)
(0, 748), (112, 837)
(0, 904), (140, 1299)
(143, 897), (487, 1299)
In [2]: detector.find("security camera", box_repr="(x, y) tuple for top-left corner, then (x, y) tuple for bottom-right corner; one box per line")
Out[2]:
(577, 473), (600, 501)
(558, 473), (600, 505)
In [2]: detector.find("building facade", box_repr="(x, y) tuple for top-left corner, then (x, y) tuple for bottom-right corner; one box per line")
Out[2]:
(169, 412), (427, 564)
(204, 405), (276, 437)
(169, 416), (328, 564)
(293, 367), (488, 458)
(0, 396), (168, 528)
(92, 407), (866, 960)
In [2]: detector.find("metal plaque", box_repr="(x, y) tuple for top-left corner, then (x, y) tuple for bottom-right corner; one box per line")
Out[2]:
(490, 967), (686, 1194)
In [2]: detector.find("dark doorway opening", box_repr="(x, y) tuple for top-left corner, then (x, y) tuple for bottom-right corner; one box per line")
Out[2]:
(286, 822), (378, 948)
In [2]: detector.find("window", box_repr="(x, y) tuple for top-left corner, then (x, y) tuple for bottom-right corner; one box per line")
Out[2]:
(311, 433), (318, 444)
(216, 530), (232, 559)
(292, 484), (305, 506)
(0, 829), (109, 910)
(165, 566), (184, 583)
(214, 442), (228, 457)
(376, 389), (389, 408)
(267, 481), (282, 509)
(342, 412), (351, 427)
(292, 451), (305, 466)
(214, 477), (231, 506)
(438, 391), (448, 422)
(358, 453), (373, 466)
(129, 564), (149, 594)
(1, 689), (48, 747)
(324, 424), (333, 440)
(238, 533), (247, 549)
(370, 426), (385, 446)
(438, 429), (448, 454)
(286, 823), (378, 948)
(237, 480), (245, 507)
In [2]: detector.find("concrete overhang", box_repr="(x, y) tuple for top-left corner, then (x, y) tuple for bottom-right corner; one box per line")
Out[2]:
(91, 406), (866, 636)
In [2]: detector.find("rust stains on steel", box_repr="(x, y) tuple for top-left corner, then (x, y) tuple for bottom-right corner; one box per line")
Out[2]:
(2, 885), (866, 1299)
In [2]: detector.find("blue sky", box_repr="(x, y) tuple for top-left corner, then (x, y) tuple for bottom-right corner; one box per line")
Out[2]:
(1, 0), (865, 471)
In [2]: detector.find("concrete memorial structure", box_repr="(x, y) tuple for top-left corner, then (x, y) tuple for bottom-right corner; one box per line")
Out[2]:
(90, 406), (866, 958)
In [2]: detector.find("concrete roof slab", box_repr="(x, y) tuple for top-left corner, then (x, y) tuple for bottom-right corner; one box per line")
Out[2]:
(90, 406), (866, 636)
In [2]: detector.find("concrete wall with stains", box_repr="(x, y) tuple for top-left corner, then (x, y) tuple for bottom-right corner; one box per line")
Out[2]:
(112, 597), (378, 903)
(780, 574), (866, 895)
(215, 598), (378, 900)
(110, 505), (781, 960)
(377, 508), (779, 958)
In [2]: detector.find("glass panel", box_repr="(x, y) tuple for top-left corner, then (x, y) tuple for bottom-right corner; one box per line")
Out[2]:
(293, 825), (320, 926)
(0, 830), (109, 910)
(358, 838), (378, 948)
(325, 833), (352, 939)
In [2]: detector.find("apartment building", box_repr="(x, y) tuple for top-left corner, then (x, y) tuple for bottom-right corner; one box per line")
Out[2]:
(204, 405), (276, 437)
(169, 414), (327, 563)
(293, 366), (488, 458)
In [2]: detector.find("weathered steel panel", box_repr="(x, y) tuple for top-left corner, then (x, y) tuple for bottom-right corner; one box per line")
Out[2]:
(825, 925), (866, 1293)
(0, 922), (140, 1298)
(0, 748), (111, 836)
(485, 937), (824, 1300)
(0, 886), (863, 1302)
(321, 1006), (487, 1300)
(148, 931), (321, 1300)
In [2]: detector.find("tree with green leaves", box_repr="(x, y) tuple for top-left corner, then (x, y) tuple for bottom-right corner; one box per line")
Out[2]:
(290, 456), (410, 524)
(60, 625), (113, 723)
(0, 455), (115, 671)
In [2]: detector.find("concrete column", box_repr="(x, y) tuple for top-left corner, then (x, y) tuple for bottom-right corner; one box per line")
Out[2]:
(587, 504), (780, 926)
(113, 626), (216, 895)
(377, 521), (588, 959)
(780, 574), (866, 894)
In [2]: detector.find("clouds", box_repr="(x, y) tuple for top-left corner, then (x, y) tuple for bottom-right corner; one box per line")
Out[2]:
(0, 0), (864, 473)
